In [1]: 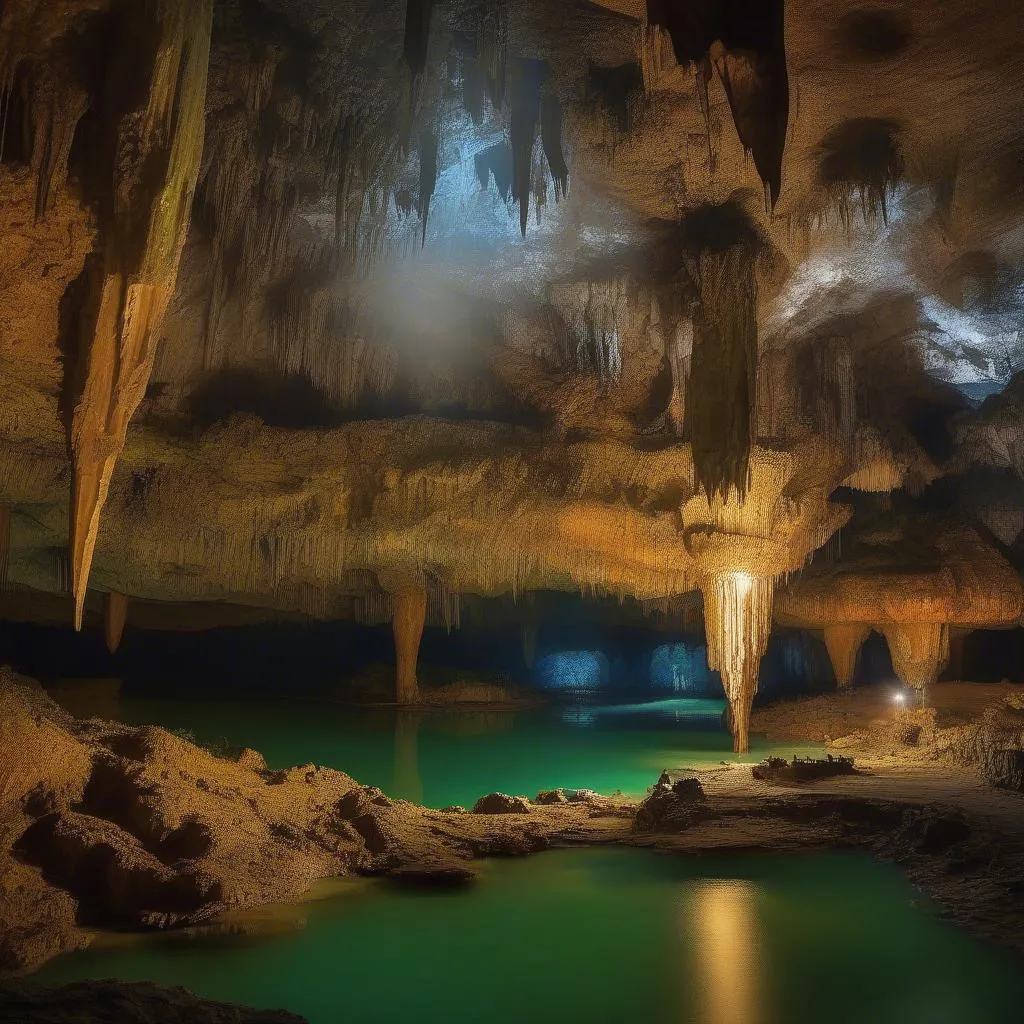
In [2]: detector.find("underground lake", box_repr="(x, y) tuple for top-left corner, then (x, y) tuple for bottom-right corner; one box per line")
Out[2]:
(50, 687), (824, 808)
(29, 846), (1024, 1024)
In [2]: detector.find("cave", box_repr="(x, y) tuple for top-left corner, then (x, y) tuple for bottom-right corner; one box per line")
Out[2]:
(3, 1), (1024, 1021)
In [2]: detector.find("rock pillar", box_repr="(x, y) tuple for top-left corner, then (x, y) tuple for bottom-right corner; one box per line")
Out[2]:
(703, 573), (774, 753)
(823, 623), (870, 688)
(392, 586), (427, 705)
(103, 592), (128, 654)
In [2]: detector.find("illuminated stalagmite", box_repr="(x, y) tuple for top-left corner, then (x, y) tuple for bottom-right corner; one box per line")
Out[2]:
(67, 0), (212, 628)
(703, 573), (775, 753)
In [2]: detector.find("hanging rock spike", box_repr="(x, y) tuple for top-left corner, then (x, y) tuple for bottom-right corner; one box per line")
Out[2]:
(103, 591), (128, 654)
(68, 0), (213, 629)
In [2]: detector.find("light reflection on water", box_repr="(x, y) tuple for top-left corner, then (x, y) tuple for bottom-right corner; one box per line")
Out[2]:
(692, 880), (761, 1024)
(30, 848), (1024, 1024)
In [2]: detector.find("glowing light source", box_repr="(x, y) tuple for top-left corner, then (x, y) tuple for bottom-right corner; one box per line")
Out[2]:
(893, 690), (907, 706)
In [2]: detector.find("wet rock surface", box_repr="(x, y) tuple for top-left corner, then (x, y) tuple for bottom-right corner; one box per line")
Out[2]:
(0, 669), (631, 975)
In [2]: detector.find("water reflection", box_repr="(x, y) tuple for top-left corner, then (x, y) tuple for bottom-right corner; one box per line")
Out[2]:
(393, 712), (422, 803)
(691, 880), (762, 1024)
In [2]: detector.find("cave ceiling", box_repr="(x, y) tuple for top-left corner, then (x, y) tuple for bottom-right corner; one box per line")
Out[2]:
(0, 0), (1023, 653)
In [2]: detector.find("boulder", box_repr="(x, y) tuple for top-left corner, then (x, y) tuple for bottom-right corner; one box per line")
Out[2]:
(471, 793), (531, 814)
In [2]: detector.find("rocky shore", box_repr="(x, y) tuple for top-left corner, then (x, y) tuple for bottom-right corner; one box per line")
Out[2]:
(3, 669), (1024, 1022)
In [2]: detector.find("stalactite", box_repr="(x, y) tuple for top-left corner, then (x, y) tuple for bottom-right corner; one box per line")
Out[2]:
(474, 142), (513, 200)
(540, 89), (569, 200)
(686, 240), (758, 500)
(510, 60), (545, 237)
(702, 573), (775, 753)
(478, 2), (508, 111)
(647, 0), (788, 205)
(882, 622), (950, 697)
(814, 341), (855, 453)
(67, 0), (213, 629)
(30, 68), (87, 223)
(666, 318), (692, 435)
(392, 584), (427, 704)
(456, 32), (486, 124)
(103, 591), (128, 654)
(817, 118), (904, 225)
(822, 623), (870, 688)
(403, 0), (435, 84)
(418, 119), (439, 247)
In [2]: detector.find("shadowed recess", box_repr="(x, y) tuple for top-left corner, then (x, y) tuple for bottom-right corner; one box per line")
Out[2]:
(837, 9), (913, 60)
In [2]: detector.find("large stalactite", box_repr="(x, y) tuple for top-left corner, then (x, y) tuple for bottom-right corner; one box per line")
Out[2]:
(882, 622), (950, 697)
(685, 241), (759, 500)
(66, 0), (213, 628)
(703, 572), (775, 753)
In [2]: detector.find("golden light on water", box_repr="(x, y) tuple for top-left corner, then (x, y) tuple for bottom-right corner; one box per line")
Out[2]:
(690, 880), (762, 1024)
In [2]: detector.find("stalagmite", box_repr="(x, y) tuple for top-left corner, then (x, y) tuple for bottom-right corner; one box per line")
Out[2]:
(703, 573), (775, 753)
(881, 622), (950, 700)
(103, 592), (128, 655)
(822, 624), (870, 688)
(67, 0), (213, 629)
(392, 585), (428, 704)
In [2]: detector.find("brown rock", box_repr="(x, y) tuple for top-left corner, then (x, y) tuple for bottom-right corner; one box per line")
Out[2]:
(471, 793), (532, 814)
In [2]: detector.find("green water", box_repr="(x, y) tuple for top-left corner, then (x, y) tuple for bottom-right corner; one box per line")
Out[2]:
(63, 691), (823, 808)
(32, 848), (1024, 1024)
